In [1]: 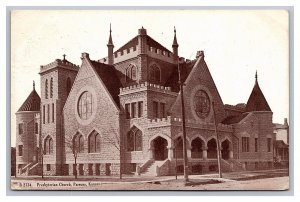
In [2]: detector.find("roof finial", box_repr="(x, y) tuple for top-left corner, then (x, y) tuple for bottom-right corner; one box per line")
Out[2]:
(255, 70), (258, 82)
(174, 26), (176, 34)
(110, 23), (112, 33)
(33, 80), (35, 90)
(63, 54), (66, 61)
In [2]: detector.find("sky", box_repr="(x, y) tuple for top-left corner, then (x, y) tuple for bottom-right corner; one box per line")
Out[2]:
(10, 10), (289, 147)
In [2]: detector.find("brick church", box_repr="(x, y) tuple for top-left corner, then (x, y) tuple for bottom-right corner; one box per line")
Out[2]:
(15, 26), (275, 176)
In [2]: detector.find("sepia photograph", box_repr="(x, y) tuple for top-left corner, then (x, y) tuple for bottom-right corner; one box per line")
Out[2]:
(10, 9), (289, 191)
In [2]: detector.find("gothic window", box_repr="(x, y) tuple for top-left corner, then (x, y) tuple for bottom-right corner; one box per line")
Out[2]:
(35, 122), (38, 134)
(138, 101), (143, 117)
(267, 138), (272, 152)
(50, 78), (53, 98)
(18, 145), (23, 156)
(77, 91), (93, 120)
(127, 127), (142, 151)
(18, 123), (23, 135)
(88, 131), (101, 153)
(73, 133), (84, 153)
(255, 138), (258, 152)
(66, 77), (71, 95)
(242, 137), (250, 152)
(44, 136), (53, 155)
(153, 101), (158, 118)
(149, 64), (160, 83)
(45, 79), (48, 99)
(125, 64), (137, 81)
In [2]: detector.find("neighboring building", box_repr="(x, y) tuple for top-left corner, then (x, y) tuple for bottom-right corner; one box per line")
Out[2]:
(273, 118), (289, 167)
(16, 26), (278, 176)
(11, 147), (16, 176)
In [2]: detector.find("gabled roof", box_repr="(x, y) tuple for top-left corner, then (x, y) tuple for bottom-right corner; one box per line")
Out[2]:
(245, 76), (271, 112)
(221, 113), (248, 125)
(90, 61), (123, 107)
(115, 35), (172, 55)
(18, 87), (41, 112)
(164, 60), (196, 92)
(274, 140), (288, 148)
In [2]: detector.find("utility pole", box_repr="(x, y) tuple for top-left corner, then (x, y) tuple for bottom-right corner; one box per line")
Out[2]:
(212, 101), (222, 178)
(177, 58), (189, 184)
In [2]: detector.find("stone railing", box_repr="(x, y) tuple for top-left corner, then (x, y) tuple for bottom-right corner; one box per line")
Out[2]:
(119, 82), (176, 96)
(40, 59), (79, 72)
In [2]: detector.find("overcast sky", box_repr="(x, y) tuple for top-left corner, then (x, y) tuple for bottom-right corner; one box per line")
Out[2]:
(11, 10), (289, 146)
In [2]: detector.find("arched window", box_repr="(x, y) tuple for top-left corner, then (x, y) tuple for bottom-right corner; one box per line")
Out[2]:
(149, 64), (160, 83)
(125, 64), (137, 82)
(50, 78), (53, 98)
(77, 91), (93, 120)
(44, 136), (53, 155)
(127, 127), (142, 151)
(88, 131), (101, 153)
(73, 133), (84, 153)
(45, 79), (48, 99)
(66, 77), (71, 95)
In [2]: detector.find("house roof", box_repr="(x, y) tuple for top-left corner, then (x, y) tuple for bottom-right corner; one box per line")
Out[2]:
(18, 86), (41, 112)
(221, 113), (248, 125)
(245, 75), (271, 112)
(164, 60), (196, 92)
(90, 61), (123, 107)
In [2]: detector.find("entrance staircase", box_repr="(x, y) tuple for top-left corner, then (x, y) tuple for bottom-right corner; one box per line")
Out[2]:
(221, 159), (244, 172)
(139, 160), (170, 176)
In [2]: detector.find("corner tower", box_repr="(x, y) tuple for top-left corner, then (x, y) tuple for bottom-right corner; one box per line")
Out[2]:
(39, 55), (79, 175)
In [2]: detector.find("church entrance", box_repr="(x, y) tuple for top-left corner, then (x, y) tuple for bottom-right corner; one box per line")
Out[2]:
(153, 136), (168, 160)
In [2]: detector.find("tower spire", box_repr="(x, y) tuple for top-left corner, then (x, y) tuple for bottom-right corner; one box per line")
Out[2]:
(33, 80), (35, 90)
(172, 26), (179, 63)
(107, 23), (114, 46)
(172, 26), (178, 47)
(107, 23), (114, 65)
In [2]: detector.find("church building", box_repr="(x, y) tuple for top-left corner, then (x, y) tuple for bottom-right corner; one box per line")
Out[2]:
(15, 26), (275, 176)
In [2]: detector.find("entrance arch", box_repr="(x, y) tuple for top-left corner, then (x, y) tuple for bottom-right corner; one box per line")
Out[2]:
(152, 136), (168, 160)
(221, 139), (231, 160)
(191, 137), (203, 158)
(207, 138), (217, 159)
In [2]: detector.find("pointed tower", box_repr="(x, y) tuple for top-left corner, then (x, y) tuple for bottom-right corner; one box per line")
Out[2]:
(172, 26), (179, 63)
(245, 71), (271, 112)
(107, 23), (114, 65)
(15, 81), (41, 176)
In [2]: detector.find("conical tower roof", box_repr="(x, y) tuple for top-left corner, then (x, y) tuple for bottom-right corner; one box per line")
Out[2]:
(17, 81), (41, 112)
(245, 72), (271, 112)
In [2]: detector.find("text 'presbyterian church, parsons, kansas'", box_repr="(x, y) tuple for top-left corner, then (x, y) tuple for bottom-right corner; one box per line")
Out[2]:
(15, 26), (276, 176)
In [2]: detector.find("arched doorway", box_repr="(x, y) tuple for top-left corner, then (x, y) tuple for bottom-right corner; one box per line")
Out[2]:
(153, 136), (168, 160)
(221, 139), (231, 160)
(207, 139), (217, 159)
(173, 137), (183, 158)
(191, 137), (203, 158)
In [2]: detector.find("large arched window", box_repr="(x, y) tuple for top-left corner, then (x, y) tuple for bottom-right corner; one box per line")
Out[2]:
(50, 78), (53, 98)
(88, 130), (101, 153)
(73, 133), (84, 153)
(149, 64), (160, 83)
(77, 91), (93, 120)
(45, 79), (48, 99)
(44, 136), (53, 155)
(125, 64), (137, 82)
(66, 77), (71, 95)
(127, 127), (142, 151)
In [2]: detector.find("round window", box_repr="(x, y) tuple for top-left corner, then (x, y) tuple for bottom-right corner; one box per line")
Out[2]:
(77, 91), (93, 120)
(193, 90), (210, 119)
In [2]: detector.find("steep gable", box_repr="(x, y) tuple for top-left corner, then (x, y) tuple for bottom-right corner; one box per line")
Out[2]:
(170, 52), (226, 124)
